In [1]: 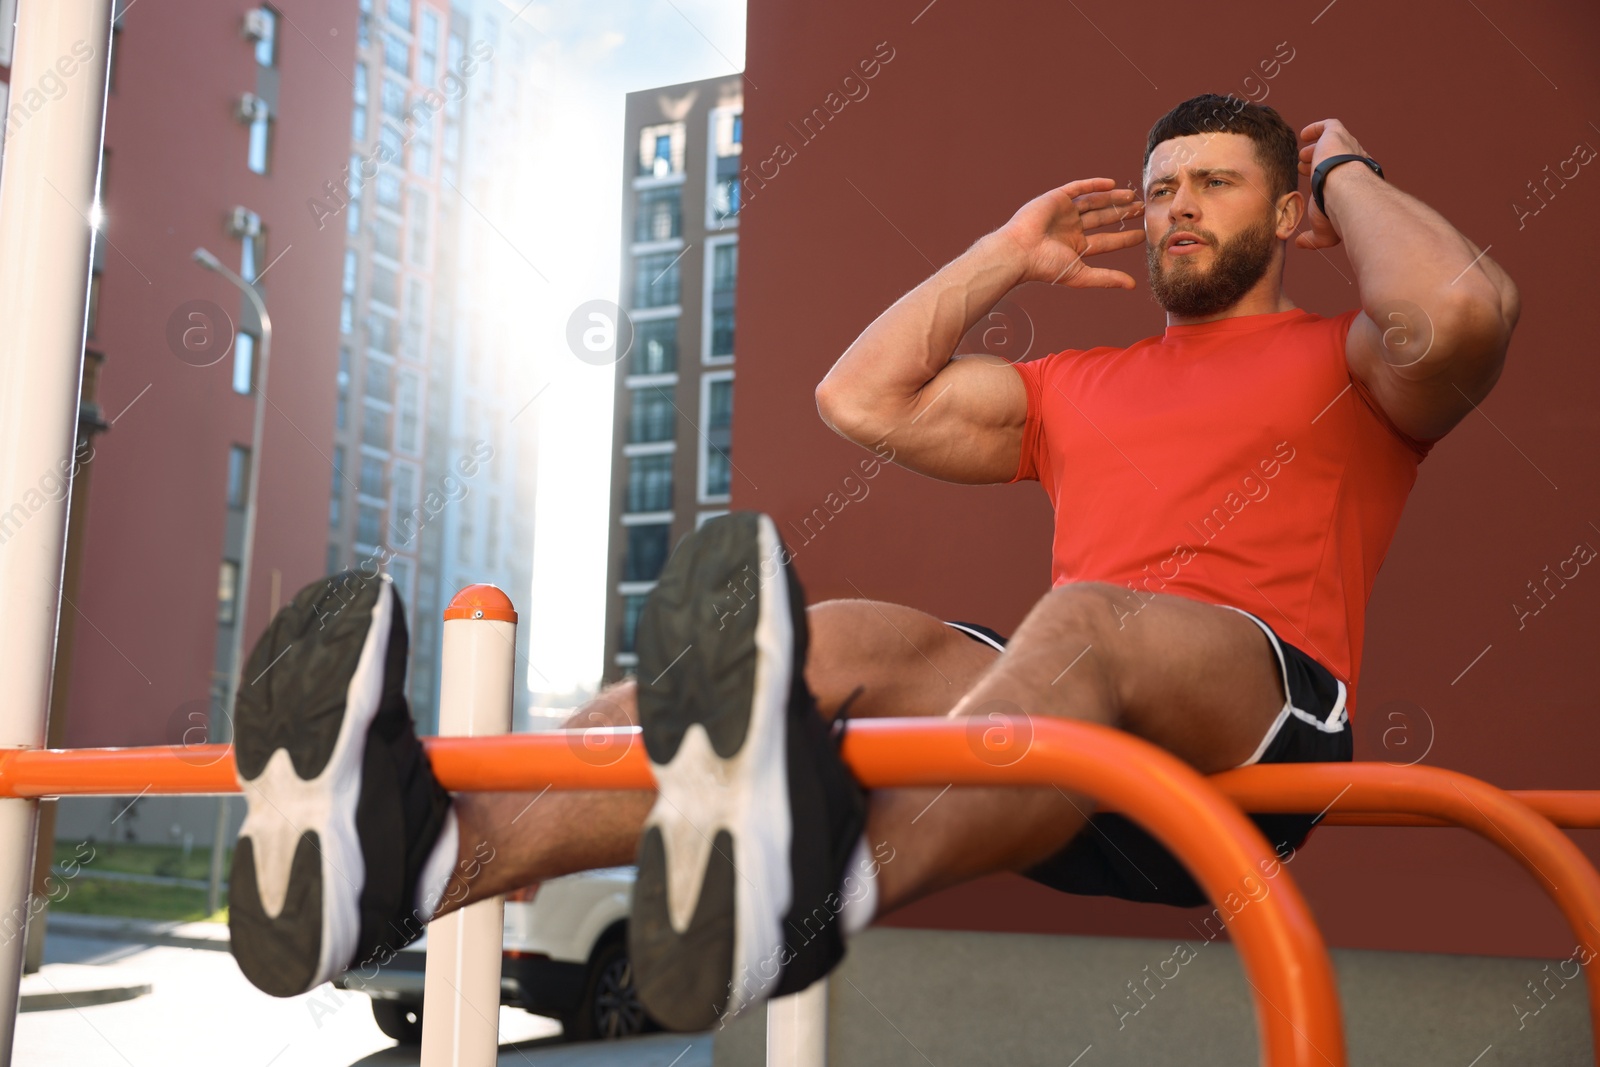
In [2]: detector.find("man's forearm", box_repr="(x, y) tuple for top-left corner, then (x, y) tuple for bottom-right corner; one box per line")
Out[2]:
(817, 232), (1024, 429)
(1322, 166), (1519, 375)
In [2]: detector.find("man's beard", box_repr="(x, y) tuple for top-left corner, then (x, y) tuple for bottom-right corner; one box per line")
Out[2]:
(1146, 211), (1279, 318)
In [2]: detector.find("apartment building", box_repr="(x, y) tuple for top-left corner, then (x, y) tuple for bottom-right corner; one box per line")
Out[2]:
(602, 73), (743, 681)
(328, 0), (537, 731)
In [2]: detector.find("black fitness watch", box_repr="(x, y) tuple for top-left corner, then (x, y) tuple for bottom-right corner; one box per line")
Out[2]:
(1311, 154), (1384, 217)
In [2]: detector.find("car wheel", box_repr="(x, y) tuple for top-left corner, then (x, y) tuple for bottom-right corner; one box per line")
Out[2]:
(371, 998), (424, 1044)
(567, 938), (652, 1041)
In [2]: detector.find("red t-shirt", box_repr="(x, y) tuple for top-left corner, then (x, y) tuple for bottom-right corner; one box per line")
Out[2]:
(1008, 307), (1439, 717)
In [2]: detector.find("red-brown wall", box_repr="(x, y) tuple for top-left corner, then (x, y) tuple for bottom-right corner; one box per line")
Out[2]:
(736, 0), (1599, 957)
(64, 1), (352, 748)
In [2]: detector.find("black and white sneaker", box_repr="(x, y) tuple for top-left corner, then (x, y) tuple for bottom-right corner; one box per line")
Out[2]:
(229, 570), (454, 998)
(629, 512), (868, 1031)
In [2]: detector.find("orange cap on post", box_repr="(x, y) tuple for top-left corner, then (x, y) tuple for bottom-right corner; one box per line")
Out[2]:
(444, 583), (518, 623)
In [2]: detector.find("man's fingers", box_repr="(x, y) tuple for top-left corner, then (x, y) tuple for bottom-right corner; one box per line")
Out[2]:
(1081, 229), (1146, 256)
(1065, 266), (1136, 290)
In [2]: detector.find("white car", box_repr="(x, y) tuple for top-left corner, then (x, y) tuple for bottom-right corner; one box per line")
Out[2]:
(335, 866), (654, 1043)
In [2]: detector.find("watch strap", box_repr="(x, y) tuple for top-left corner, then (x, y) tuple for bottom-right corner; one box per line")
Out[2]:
(1311, 154), (1383, 217)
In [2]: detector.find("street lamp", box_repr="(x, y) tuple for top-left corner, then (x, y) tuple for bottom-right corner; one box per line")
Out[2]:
(192, 246), (272, 917)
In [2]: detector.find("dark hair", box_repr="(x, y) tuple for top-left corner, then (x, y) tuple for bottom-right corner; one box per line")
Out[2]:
(1143, 94), (1299, 204)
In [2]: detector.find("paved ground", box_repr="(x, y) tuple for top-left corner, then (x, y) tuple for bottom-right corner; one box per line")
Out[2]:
(16, 933), (711, 1067)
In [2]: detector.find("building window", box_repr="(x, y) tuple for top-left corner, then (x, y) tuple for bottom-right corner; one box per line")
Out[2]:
(626, 453), (673, 513)
(636, 187), (682, 242)
(638, 121), (685, 178)
(382, 33), (408, 76)
(352, 64), (368, 142)
(381, 79), (407, 123)
(362, 405), (390, 450)
(624, 523), (671, 582)
(368, 313), (397, 354)
(247, 109), (272, 175)
(357, 504), (385, 547)
(628, 386), (675, 444)
(711, 309), (735, 361)
(703, 375), (733, 500)
(390, 463), (418, 545)
(712, 176), (740, 222)
(226, 445), (250, 509)
(377, 171), (403, 210)
(418, 9), (441, 83)
(365, 358), (392, 402)
(402, 278), (426, 360)
(708, 240), (737, 360)
(410, 114), (433, 177)
(386, 0), (411, 31)
(359, 455), (386, 498)
(370, 263), (399, 307)
(408, 188), (430, 267)
(395, 370), (421, 454)
(251, 7), (278, 68)
(711, 109), (743, 222)
(233, 332), (257, 395)
(632, 319), (677, 376)
(327, 542), (342, 572)
(619, 593), (649, 654)
(338, 344), (352, 421)
(373, 216), (401, 259)
(218, 561), (240, 624)
(711, 241), (737, 295)
(634, 252), (681, 309)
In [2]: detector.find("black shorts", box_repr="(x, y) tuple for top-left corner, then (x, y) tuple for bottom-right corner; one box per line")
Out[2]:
(944, 605), (1352, 909)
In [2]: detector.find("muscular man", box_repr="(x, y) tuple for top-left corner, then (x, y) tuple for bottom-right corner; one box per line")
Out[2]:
(222, 95), (1519, 1034)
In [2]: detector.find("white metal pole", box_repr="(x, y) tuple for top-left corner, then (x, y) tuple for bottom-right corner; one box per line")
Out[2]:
(766, 979), (828, 1067)
(0, 1), (113, 1062)
(421, 586), (516, 1066)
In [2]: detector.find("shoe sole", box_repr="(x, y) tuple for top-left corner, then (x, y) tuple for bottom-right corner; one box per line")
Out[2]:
(228, 573), (396, 997)
(630, 513), (797, 1031)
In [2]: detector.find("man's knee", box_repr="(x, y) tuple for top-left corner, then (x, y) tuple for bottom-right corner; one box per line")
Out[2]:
(1032, 581), (1131, 637)
(805, 598), (964, 675)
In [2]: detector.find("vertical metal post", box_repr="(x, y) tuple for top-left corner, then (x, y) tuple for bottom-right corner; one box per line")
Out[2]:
(766, 979), (828, 1067)
(0, 1), (113, 1062)
(190, 247), (273, 917)
(421, 585), (516, 1065)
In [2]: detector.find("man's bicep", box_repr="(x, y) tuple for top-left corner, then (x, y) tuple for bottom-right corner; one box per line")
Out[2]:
(1344, 307), (1500, 448)
(883, 355), (1030, 484)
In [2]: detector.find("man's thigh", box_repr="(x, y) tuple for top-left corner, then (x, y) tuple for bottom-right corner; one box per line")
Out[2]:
(1071, 584), (1291, 775)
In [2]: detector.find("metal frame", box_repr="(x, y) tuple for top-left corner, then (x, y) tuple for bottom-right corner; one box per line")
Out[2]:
(0, 3), (114, 1063)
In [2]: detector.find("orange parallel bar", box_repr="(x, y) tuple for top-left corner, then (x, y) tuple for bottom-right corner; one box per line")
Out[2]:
(0, 720), (1345, 1067)
(2, 738), (1597, 825)
(1208, 762), (1600, 1065)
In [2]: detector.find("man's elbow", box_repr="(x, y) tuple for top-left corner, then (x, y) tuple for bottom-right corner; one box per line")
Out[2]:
(814, 377), (874, 442)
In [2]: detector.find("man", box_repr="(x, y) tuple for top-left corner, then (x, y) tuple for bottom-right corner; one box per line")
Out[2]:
(224, 95), (1519, 1034)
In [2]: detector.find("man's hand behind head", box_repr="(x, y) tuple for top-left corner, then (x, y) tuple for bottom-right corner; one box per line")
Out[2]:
(997, 177), (1145, 289)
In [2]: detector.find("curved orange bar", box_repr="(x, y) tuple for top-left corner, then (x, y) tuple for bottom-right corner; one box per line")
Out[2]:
(2, 737), (1595, 823)
(443, 583), (517, 623)
(0, 720), (1345, 1066)
(837, 718), (1344, 1067)
(1209, 762), (1600, 1064)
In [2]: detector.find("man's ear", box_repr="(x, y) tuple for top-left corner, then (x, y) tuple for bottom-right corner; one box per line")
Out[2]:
(1276, 190), (1305, 239)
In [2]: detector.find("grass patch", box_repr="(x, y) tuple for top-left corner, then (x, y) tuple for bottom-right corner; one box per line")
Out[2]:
(53, 839), (228, 882)
(49, 879), (221, 922)
(47, 840), (229, 923)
